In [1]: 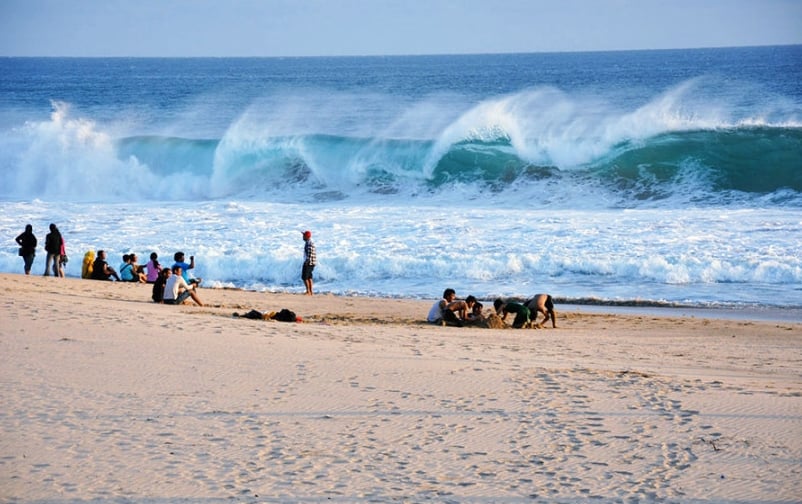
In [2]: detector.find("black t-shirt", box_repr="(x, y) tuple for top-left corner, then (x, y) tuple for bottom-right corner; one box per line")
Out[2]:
(91, 258), (109, 280)
(45, 232), (62, 254)
(151, 276), (166, 302)
(16, 232), (37, 254)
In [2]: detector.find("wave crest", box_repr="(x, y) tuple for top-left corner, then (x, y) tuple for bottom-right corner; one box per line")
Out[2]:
(2, 81), (800, 206)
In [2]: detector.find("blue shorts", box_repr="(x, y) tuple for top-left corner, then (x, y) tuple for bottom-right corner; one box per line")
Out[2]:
(164, 290), (192, 304)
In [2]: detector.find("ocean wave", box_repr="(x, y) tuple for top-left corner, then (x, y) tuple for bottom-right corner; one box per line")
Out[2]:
(2, 86), (801, 207)
(112, 127), (801, 204)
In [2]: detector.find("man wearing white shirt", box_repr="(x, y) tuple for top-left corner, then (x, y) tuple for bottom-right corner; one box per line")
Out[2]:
(163, 265), (204, 306)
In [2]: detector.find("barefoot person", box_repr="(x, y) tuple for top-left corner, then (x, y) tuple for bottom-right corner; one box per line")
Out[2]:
(301, 230), (316, 296)
(163, 265), (203, 306)
(493, 298), (531, 329)
(525, 294), (557, 328)
(427, 288), (466, 327)
(465, 299), (486, 325)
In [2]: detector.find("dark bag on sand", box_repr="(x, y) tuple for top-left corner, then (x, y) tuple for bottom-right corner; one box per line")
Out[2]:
(243, 309), (264, 320)
(273, 308), (297, 322)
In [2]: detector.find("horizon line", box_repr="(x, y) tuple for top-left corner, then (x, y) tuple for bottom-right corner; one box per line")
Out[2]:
(1, 43), (800, 59)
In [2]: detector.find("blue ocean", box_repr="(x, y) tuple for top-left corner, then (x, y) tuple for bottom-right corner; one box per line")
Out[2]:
(1, 47), (801, 315)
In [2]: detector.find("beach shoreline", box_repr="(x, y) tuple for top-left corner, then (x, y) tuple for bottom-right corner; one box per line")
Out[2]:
(560, 303), (802, 323)
(2, 273), (800, 502)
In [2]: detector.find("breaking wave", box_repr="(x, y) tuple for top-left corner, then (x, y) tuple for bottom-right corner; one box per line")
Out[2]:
(2, 82), (800, 208)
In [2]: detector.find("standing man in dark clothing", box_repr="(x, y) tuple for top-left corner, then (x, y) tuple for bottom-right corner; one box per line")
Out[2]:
(43, 223), (62, 277)
(302, 230), (316, 296)
(15, 224), (37, 275)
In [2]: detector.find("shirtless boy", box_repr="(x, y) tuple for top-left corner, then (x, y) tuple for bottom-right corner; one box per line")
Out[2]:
(524, 294), (557, 328)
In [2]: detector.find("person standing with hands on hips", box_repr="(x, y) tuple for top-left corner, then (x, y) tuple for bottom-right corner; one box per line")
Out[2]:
(302, 230), (316, 296)
(15, 224), (37, 275)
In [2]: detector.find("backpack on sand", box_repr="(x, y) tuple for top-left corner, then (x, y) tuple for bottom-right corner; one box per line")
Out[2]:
(273, 308), (297, 322)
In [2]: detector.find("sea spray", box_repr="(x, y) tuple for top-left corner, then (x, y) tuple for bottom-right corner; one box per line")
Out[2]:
(1, 48), (800, 308)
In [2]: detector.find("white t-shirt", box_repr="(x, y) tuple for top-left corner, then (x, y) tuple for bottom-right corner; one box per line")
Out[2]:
(164, 274), (190, 301)
(427, 299), (446, 323)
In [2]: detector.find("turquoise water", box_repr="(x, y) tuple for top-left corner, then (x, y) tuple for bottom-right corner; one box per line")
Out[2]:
(1, 47), (801, 310)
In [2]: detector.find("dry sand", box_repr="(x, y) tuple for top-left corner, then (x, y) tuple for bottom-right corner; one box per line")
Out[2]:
(1, 273), (800, 503)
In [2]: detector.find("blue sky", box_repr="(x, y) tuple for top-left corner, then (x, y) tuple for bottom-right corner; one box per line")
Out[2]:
(1, 0), (800, 57)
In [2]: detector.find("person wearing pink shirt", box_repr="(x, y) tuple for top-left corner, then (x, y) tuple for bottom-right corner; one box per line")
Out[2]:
(145, 252), (161, 283)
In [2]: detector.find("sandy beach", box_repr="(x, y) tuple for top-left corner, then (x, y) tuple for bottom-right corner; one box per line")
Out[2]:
(1, 273), (800, 503)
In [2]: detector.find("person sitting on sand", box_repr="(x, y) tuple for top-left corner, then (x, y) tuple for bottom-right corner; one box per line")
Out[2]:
(120, 253), (147, 283)
(90, 250), (121, 281)
(464, 299), (486, 325)
(119, 254), (133, 280)
(172, 251), (202, 286)
(145, 252), (161, 283)
(448, 295), (477, 322)
(129, 253), (148, 283)
(427, 288), (467, 327)
(163, 265), (203, 306)
(524, 294), (557, 328)
(151, 267), (171, 303)
(494, 298), (531, 328)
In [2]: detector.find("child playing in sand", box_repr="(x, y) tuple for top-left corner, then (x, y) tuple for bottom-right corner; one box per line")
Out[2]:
(524, 294), (557, 328)
(493, 299), (531, 328)
(465, 299), (485, 325)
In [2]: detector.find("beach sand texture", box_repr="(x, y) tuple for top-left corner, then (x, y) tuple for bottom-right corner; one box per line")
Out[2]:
(1, 274), (800, 503)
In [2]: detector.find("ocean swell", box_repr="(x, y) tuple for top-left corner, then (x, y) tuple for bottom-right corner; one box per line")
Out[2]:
(2, 83), (801, 207)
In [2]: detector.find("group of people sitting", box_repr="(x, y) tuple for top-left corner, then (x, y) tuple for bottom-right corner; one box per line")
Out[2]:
(427, 288), (557, 329)
(87, 250), (204, 307)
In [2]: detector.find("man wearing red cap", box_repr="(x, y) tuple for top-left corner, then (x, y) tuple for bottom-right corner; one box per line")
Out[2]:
(302, 230), (316, 295)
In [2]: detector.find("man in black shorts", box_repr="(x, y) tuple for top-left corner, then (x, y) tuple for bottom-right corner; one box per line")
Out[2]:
(302, 230), (316, 296)
(524, 294), (557, 328)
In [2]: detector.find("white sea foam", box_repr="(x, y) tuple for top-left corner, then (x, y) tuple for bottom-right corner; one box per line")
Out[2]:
(2, 52), (801, 309)
(1, 200), (800, 308)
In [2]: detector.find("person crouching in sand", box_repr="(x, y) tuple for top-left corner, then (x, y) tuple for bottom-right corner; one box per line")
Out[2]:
(493, 298), (531, 328)
(524, 294), (557, 328)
